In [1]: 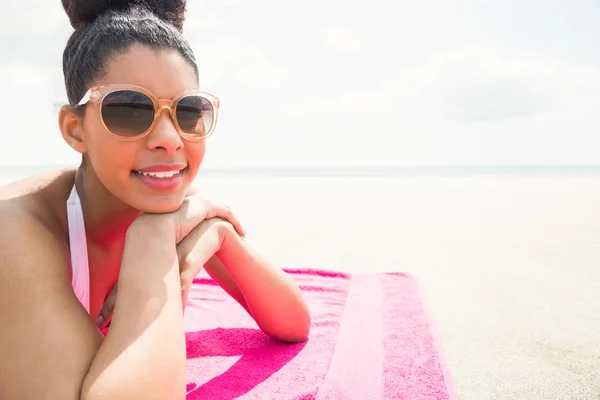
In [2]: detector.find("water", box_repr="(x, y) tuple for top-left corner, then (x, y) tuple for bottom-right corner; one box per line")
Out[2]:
(198, 165), (600, 177)
(2, 164), (600, 184)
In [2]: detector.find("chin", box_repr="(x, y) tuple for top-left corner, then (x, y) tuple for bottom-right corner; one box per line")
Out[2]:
(130, 194), (185, 214)
(140, 203), (181, 214)
(124, 173), (193, 214)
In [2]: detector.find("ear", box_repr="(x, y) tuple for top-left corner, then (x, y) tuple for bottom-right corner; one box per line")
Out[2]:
(59, 105), (87, 155)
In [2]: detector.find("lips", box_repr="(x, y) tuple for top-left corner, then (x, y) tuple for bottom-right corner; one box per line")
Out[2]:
(132, 167), (187, 191)
(134, 164), (188, 173)
(134, 169), (183, 178)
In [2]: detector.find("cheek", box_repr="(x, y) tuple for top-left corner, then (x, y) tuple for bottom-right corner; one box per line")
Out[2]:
(187, 142), (207, 170)
(86, 131), (137, 177)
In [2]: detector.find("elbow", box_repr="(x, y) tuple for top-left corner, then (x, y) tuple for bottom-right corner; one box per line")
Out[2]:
(269, 308), (312, 344)
(281, 330), (310, 344)
(289, 302), (312, 343)
(290, 313), (312, 343)
(271, 328), (310, 344)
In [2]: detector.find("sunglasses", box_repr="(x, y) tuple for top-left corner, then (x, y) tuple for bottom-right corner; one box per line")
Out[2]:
(76, 84), (219, 141)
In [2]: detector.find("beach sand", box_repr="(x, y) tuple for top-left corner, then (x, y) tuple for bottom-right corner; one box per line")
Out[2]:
(196, 176), (600, 400)
(1, 172), (598, 398)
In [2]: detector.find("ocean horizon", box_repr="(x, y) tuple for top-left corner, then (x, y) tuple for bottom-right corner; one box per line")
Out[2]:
(2, 164), (600, 181)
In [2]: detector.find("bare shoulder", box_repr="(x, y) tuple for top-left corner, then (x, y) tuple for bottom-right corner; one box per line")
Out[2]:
(0, 167), (76, 300)
(0, 171), (100, 399)
(0, 199), (67, 280)
(0, 168), (74, 235)
(0, 167), (76, 201)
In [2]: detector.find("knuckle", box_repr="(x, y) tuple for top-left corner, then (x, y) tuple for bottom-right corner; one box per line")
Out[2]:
(209, 216), (229, 228)
(181, 256), (194, 273)
(205, 204), (217, 218)
(198, 216), (220, 228)
(175, 222), (184, 238)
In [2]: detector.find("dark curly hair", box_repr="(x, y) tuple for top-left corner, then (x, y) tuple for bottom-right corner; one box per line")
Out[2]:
(61, 0), (199, 106)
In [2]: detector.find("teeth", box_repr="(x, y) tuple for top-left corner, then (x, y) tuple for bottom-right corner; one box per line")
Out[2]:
(136, 170), (182, 178)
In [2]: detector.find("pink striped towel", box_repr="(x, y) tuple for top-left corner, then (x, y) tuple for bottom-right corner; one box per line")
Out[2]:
(179, 269), (458, 399)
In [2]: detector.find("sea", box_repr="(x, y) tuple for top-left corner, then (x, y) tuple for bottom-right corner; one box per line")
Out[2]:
(2, 164), (600, 185)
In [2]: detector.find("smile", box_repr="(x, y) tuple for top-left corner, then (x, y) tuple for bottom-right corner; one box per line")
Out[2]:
(134, 169), (183, 178)
(132, 168), (187, 191)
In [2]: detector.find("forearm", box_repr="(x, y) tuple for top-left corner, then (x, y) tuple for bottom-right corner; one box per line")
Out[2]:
(81, 226), (186, 399)
(215, 227), (311, 342)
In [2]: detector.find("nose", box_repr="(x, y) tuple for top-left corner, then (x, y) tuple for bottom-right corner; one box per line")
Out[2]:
(145, 107), (184, 156)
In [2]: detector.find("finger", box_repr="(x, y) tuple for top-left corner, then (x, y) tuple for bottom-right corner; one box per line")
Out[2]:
(172, 198), (226, 240)
(172, 195), (210, 243)
(175, 197), (245, 240)
(179, 225), (219, 275)
(176, 217), (217, 259)
(181, 284), (191, 313)
(180, 268), (199, 313)
(188, 199), (246, 238)
(177, 221), (220, 303)
(96, 283), (118, 328)
(219, 209), (245, 238)
(213, 204), (245, 238)
(203, 203), (243, 236)
(172, 196), (246, 243)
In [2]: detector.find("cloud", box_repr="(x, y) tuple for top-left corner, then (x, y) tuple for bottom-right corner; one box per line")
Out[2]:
(318, 25), (364, 53)
(193, 38), (289, 89)
(1, 64), (50, 89)
(184, 14), (226, 33)
(388, 49), (600, 121)
(0, 60), (78, 165)
(0, 1), (66, 38)
(277, 48), (600, 123)
(183, 2), (227, 34)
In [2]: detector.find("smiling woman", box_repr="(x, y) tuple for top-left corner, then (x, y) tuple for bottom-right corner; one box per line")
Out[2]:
(0, 1), (310, 399)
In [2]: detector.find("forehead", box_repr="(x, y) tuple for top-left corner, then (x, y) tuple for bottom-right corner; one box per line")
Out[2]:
(98, 44), (199, 97)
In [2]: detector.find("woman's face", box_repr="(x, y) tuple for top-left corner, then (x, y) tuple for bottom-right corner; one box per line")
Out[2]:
(77, 45), (205, 213)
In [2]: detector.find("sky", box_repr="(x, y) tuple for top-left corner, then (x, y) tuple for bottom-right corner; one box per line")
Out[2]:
(1, 0), (599, 168)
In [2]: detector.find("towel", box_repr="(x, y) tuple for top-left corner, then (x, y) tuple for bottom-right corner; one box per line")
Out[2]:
(180, 268), (458, 400)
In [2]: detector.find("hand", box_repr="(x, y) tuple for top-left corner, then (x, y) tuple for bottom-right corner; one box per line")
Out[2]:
(95, 283), (118, 329)
(176, 217), (233, 311)
(96, 218), (233, 327)
(132, 194), (245, 244)
(97, 196), (244, 328)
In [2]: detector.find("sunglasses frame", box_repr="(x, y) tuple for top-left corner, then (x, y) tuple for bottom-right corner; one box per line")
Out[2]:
(76, 84), (220, 142)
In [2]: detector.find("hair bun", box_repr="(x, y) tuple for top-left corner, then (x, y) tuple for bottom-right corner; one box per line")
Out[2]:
(62, 0), (187, 31)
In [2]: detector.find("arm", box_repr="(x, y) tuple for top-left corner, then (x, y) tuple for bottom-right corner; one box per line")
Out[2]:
(203, 255), (250, 313)
(82, 220), (186, 399)
(183, 186), (311, 342)
(0, 211), (102, 400)
(210, 224), (311, 343)
(0, 210), (186, 400)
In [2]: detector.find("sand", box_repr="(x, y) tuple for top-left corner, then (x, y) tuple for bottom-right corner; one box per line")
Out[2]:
(196, 176), (600, 400)
(1, 172), (598, 398)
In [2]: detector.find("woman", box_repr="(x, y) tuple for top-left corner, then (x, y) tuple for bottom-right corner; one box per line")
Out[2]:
(0, 1), (311, 398)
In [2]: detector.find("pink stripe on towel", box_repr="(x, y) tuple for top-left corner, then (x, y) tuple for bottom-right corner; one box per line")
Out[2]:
(180, 268), (457, 399)
(315, 274), (384, 399)
(380, 273), (458, 399)
(103, 268), (457, 399)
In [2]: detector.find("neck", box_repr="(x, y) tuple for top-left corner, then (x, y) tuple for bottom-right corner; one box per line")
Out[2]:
(70, 166), (144, 308)
(74, 166), (142, 248)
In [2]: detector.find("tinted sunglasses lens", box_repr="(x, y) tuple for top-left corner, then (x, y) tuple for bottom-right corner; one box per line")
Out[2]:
(176, 95), (214, 137)
(101, 90), (154, 137)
